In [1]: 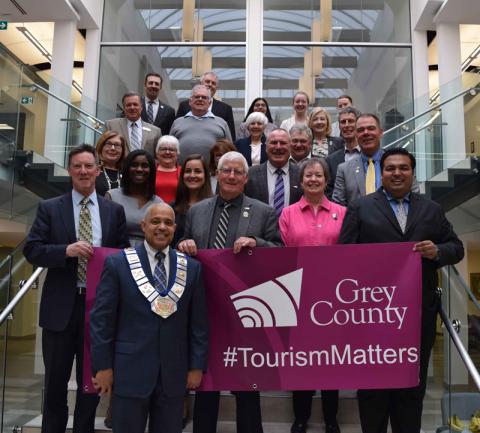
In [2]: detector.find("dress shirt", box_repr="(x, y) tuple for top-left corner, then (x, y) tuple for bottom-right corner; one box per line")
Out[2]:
(72, 189), (102, 247)
(208, 194), (244, 248)
(344, 145), (360, 162)
(361, 149), (382, 190)
(266, 161), (290, 208)
(144, 240), (170, 283)
(279, 195), (346, 247)
(382, 188), (411, 216)
(289, 153), (312, 165)
(185, 110), (216, 120)
(146, 98), (159, 121)
(128, 119), (143, 149)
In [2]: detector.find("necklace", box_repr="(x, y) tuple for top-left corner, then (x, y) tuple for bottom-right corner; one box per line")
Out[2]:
(102, 167), (120, 190)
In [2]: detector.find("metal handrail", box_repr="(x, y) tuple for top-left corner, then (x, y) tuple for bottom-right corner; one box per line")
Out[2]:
(438, 302), (480, 390)
(442, 266), (480, 311)
(383, 86), (480, 137)
(60, 117), (104, 134)
(383, 111), (442, 149)
(0, 267), (45, 326)
(29, 83), (105, 129)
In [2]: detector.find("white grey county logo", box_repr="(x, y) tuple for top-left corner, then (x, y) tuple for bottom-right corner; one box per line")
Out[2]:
(230, 269), (303, 328)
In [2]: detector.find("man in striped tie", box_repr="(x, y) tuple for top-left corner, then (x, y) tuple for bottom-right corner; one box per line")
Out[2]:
(178, 151), (282, 433)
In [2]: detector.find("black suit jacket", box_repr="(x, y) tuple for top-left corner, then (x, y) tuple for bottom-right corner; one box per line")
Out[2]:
(176, 98), (236, 140)
(23, 192), (129, 331)
(141, 97), (176, 135)
(339, 190), (464, 308)
(90, 245), (208, 398)
(325, 148), (345, 199)
(245, 161), (303, 206)
(235, 135), (267, 166)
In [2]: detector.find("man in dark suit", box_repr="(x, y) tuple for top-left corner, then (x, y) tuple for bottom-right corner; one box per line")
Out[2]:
(23, 144), (129, 433)
(245, 128), (303, 214)
(325, 106), (361, 198)
(90, 203), (208, 433)
(339, 148), (464, 433)
(105, 92), (161, 156)
(178, 151), (282, 433)
(176, 71), (236, 140)
(141, 72), (176, 135)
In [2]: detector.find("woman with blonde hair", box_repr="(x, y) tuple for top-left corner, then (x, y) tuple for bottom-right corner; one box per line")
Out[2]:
(309, 107), (344, 158)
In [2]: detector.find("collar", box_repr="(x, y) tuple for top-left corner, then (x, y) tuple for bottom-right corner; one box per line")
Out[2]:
(361, 148), (382, 163)
(298, 195), (331, 212)
(185, 110), (215, 119)
(72, 189), (98, 207)
(289, 154), (311, 164)
(217, 193), (244, 208)
(382, 188), (411, 203)
(144, 240), (170, 261)
(345, 145), (360, 154)
(267, 160), (290, 175)
(147, 98), (158, 105)
(128, 119), (142, 128)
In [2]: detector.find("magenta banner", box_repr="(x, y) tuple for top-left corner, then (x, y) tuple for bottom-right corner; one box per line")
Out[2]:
(196, 243), (422, 391)
(83, 243), (422, 393)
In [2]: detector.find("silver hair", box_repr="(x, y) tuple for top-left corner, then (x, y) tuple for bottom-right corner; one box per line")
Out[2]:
(245, 111), (268, 126)
(143, 202), (175, 222)
(217, 151), (249, 174)
(122, 91), (142, 105)
(155, 135), (180, 154)
(191, 84), (212, 99)
(202, 71), (219, 85)
(267, 128), (291, 141)
(289, 124), (313, 141)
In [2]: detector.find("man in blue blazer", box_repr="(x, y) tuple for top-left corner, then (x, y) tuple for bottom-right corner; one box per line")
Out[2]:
(91, 203), (208, 433)
(23, 144), (129, 433)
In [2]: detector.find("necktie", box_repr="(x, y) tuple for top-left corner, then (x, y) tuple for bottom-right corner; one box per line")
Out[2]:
(147, 101), (154, 124)
(214, 203), (231, 249)
(396, 199), (407, 233)
(365, 158), (376, 194)
(130, 122), (141, 150)
(154, 251), (168, 295)
(273, 168), (285, 217)
(77, 197), (92, 283)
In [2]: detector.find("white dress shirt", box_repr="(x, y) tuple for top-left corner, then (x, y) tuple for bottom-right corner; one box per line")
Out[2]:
(144, 241), (170, 283)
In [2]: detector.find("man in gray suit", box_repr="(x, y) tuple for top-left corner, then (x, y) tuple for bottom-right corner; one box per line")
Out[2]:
(178, 151), (282, 433)
(245, 128), (303, 214)
(332, 113), (384, 206)
(105, 92), (161, 156)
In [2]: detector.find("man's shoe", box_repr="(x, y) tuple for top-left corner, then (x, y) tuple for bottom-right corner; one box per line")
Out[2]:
(290, 422), (307, 433)
(325, 422), (340, 433)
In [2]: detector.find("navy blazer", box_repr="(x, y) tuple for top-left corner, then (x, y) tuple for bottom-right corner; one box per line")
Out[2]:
(90, 245), (208, 398)
(234, 135), (267, 166)
(141, 96), (176, 135)
(176, 98), (236, 141)
(23, 192), (129, 331)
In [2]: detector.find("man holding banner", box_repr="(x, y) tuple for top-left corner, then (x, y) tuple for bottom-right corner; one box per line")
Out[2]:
(339, 148), (464, 433)
(178, 151), (282, 433)
(90, 203), (209, 433)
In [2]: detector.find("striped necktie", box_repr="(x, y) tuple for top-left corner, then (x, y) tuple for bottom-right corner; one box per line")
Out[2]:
(130, 121), (141, 150)
(396, 199), (407, 233)
(365, 157), (376, 194)
(77, 197), (92, 283)
(154, 251), (168, 295)
(273, 168), (285, 216)
(147, 101), (154, 124)
(214, 203), (231, 249)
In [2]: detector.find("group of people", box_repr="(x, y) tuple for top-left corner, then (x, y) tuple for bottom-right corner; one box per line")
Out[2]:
(23, 70), (465, 433)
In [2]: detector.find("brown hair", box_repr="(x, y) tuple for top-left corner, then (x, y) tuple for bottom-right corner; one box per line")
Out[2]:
(95, 131), (127, 169)
(208, 139), (236, 175)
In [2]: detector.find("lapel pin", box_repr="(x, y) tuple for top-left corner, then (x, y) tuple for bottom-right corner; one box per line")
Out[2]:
(243, 206), (250, 218)
(332, 213), (338, 220)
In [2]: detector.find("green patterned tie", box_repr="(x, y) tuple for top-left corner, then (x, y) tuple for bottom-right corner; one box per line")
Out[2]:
(77, 197), (92, 283)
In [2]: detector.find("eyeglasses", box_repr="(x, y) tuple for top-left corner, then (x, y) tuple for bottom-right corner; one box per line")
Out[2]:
(339, 119), (356, 125)
(192, 95), (210, 100)
(105, 141), (122, 149)
(219, 167), (245, 177)
(158, 147), (177, 153)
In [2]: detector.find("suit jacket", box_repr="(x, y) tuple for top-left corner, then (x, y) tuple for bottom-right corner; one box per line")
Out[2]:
(235, 135), (267, 166)
(177, 98), (236, 141)
(90, 245), (208, 398)
(23, 192), (129, 331)
(245, 161), (303, 206)
(338, 190), (464, 308)
(105, 117), (161, 156)
(325, 148), (346, 199)
(332, 152), (420, 206)
(183, 194), (283, 248)
(141, 97), (176, 135)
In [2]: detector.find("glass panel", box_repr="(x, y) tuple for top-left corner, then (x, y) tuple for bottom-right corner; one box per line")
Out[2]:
(102, 0), (247, 43)
(97, 45), (246, 129)
(263, 45), (413, 129)
(263, 0), (411, 43)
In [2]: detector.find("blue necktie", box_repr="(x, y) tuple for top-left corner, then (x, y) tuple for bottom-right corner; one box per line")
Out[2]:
(147, 101), (154, 124)
(273, 168), (285, 217)
(154, 251), (168, 296)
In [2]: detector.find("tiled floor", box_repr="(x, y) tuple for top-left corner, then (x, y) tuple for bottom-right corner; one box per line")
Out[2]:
(1, 333), (479, 433)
